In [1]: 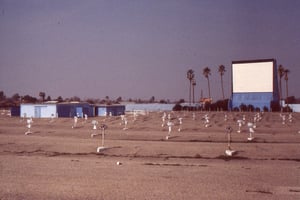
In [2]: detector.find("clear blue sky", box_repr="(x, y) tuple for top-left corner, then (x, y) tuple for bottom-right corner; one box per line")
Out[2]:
(1, 0), (299, 102)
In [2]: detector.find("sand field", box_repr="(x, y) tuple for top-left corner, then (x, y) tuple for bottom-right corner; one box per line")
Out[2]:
(0, 111), (299, 199)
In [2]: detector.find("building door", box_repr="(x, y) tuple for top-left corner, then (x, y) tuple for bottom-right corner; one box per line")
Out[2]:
(34, 106), (42, 118)
(97, 108), (106, 116)
(83, 107), (89, 117)
(76, 107), (83, 117)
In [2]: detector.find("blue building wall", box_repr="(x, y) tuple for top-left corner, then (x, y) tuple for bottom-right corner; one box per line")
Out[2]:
(20, 104), (57, 118)
(231, 92), (274, 110)
(57, 103), (94, 117)
(96, 105), (125, 116)
(10, 106), (20, 117)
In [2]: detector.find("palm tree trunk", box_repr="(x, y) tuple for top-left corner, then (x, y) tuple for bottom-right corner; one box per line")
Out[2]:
(189, 81), (192, 106)
(221, 75), (225, 100)
(207, 77), (211, 99)
(192, 84), (195, 104)
(286, 79), (289, 105)
(279, 78), (282, 100)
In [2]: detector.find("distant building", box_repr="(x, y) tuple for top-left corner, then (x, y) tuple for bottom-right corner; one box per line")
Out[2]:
(179, 103), (201, 110)
(57, 102), (94, 117)
(230, 59), (279, 111)
(20, 103), (57, 118)
(20, 102), (95, 118)
(200, 98), (212, 106)
(95, 105), (125, 116)
(10, 106), (20, 117)
(125, 103), (175, 112)
(281, 100), (300, 112)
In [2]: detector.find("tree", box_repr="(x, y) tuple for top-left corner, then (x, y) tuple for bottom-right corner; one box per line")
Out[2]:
(23, 95), (37, 103)
(278, 65), (285, 100)
(11, 93), (20, 101)
(39, 92), (46, 102)
(86, 98), (96, 104)
(116, 96), (122, 103)
(172, 103), (183, 111)
(46, 96), (51, 101)
(203, 67), (211, 99)
(104, 96), (112, 105)
(186, 69), (195, 105)
(149, 96), (155, 103)
(218, 65), (226, 100)
(284, 68), (290, 104)
(0, 91), (6, 101)
(177, 99), (185, 104)
(56, 96), (63, 102)
(192, 79), (196, 104)
(159, 99), (167, 104)
(70, 96), (81, 102)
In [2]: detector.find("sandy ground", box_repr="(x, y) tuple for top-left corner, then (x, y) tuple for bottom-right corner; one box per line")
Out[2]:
(0, 110), (299, 200)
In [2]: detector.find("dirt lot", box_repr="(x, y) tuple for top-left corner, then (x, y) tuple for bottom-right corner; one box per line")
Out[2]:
(0, 111), (299, 200)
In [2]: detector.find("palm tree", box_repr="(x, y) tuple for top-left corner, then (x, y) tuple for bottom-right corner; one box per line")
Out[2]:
(39, 92), (46, 102)
(56, 96), (63, 102)
(218, 65), (226, 100)
(284, 69), (290, 104)
(187, 69), (195, 105)
(192, 79), (196, 104)
(203, 67), (211, 99)
(278, 65), (285, 100)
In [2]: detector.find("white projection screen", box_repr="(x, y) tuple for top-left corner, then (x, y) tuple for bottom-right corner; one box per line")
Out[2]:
(232, 61), (274, 93)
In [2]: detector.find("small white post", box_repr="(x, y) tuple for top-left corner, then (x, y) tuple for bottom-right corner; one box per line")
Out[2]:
(120, 115), (125, 125)
(50, 114), (55, 123)
(204, 114), (210, 127)
(72, 116), (78, 129)
(224, 113), (228, 121)
(237, 120), (243, 133)
(225, 126), (235, 156)
(133, 111), (138, 122)
(247, 122), (255, 141)
(166, 121), (174, 140)
(253, 115), (257, 128)
(167, 113), (171, 121)
(25, 118), (33, 135)
(161, 112), (166, 127)
(123, 117), (128, 130)
(91, 120), (98, 138)
(178, 117), (183, 132)
(281, 114), (286, 125)
(97, 124), (108, 153)
(288, 113), (293, 123)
